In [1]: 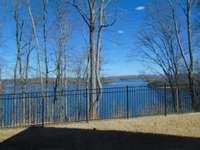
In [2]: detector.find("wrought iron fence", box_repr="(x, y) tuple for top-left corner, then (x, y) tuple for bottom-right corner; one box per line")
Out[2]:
(0, 85), (198, 128)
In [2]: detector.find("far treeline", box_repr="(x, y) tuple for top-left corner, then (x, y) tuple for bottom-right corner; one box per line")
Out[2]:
(0, 74), (157, 86)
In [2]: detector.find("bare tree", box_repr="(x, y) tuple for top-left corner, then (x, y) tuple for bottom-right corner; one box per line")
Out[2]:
(26, 0), (44, 93)
(68, 0), (115, 119)
(11, 0), (35, 124)
(168, 0), (199, 110)
(0, 8), (3, 126)
(194, 0), (200, 84)
(12, 1), (26, 125)
(13, 1), (24, 95)
(43, 0), (49, 93)
(51, 0), (69, 121)
(138, 2), (182, 112)
(24, 36), (34, 92)
(70, 49), (87, 120)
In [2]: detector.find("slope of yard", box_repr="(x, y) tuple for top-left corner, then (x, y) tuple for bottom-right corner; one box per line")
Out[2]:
(0, 113), (200, 143)
(0, 128), (26, 142)
(0, 113), (200, 150)
(48, 113), (200, 138)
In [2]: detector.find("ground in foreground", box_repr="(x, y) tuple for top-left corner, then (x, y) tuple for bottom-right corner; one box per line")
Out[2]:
(0, 113), (200, 150)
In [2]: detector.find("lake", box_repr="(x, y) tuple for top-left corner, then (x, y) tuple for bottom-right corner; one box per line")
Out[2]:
(0, 79), (193, 128)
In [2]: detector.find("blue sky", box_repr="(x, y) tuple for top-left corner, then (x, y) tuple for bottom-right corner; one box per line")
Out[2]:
(68, 0), (149, 76)
(0, 0), (150, 78)
(102, 0), (148, 76)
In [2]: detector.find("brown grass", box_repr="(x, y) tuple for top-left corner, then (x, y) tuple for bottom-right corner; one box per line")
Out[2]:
(0, 112), (200, 143)
(0, 128), (26, 142)
(48, 113), (200, 138)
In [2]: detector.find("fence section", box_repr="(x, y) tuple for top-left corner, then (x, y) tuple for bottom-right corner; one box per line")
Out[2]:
(0, 86), (196, 128)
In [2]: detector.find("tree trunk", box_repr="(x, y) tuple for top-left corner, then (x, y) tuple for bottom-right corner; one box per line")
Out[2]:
(28, 5), (44, 93)
(187, 0), (196, 110)
(89, 24), (97, 119)
(43, 0), (49, 123)
(95, 0), (104, 114)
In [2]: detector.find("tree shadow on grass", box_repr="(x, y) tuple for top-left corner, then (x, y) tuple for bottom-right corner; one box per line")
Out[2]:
(0, 127), (200, 150)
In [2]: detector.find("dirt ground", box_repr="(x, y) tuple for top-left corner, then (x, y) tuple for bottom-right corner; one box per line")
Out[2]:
(0, 113), (200, 150)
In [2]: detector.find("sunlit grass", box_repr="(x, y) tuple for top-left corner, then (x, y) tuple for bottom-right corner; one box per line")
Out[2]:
(49, 113), (200, 138)
(0, 128), (26, 142)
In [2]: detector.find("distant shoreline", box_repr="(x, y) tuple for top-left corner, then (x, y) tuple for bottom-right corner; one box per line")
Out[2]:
(1, 75), (157, 85)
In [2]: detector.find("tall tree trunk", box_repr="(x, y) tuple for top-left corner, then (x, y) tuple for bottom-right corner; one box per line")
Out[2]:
(43, 0), (49, 122)
(88, 0), (97, 119)
(28, 4), (44, 93)
(187, 0), (196, 110)
(62, 50), (67, 121)
(28, 4), (44, 125)
(43, 0), (48, 93)
(89, 23), (97, 119)
(54, 49), (62, 121)
(0, 65), (2, 127)
(13, 8), (24, 125)
(24, 42), (31, 123)
(95, 0), (104, 115)
(170, 0), (196, 110)
(70, 0), (113, 119)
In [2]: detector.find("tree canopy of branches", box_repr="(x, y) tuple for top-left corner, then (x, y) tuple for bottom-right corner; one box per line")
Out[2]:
(138, 0), (200, 110)
(138, 2), (181, 112)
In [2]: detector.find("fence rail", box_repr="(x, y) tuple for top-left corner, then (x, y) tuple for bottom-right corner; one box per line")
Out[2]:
(0, 85), (198, 128)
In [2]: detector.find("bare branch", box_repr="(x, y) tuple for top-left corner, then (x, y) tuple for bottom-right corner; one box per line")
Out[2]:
(67, 0), (89, 27)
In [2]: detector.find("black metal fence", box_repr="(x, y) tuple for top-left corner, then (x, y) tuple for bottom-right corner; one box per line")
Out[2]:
(0, 85), (197, 128)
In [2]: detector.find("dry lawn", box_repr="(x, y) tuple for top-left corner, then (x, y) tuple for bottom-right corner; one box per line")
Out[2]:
(0, 128), (26, 142)
(48, 113), (200, 138)
(0, 113), (200, 143)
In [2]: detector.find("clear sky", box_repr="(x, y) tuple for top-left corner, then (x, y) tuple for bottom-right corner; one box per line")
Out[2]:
(101, 0), (148, 76)
(0, 0), (152, 78)
(63, 0), (150, 76)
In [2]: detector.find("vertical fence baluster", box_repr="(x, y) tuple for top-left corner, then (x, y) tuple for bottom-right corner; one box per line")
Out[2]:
(176, 87), (179, 113)
(126, 86), (129, 119)
(86, 88), (88, 122)
(164, 84), (167, 116)
(42, 95), (44, 127)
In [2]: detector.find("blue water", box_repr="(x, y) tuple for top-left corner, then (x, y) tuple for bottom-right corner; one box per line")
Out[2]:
(0, 80), (193, 127)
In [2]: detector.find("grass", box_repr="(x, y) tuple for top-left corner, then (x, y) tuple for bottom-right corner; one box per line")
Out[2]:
(48, 113), (200, 138)
(0, 128), (26, 142)
(0, 113), (200, 143)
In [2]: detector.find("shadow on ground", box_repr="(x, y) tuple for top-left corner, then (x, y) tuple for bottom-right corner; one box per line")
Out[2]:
(0, 127), (200, 150)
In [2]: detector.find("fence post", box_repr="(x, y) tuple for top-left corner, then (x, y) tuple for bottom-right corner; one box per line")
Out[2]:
(42, 94), (45, 127)
(164, 84), (167, 116)
(176, 87), (179, 113)
(86, 88), (88, 122)
(126, 86), (129, 119)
